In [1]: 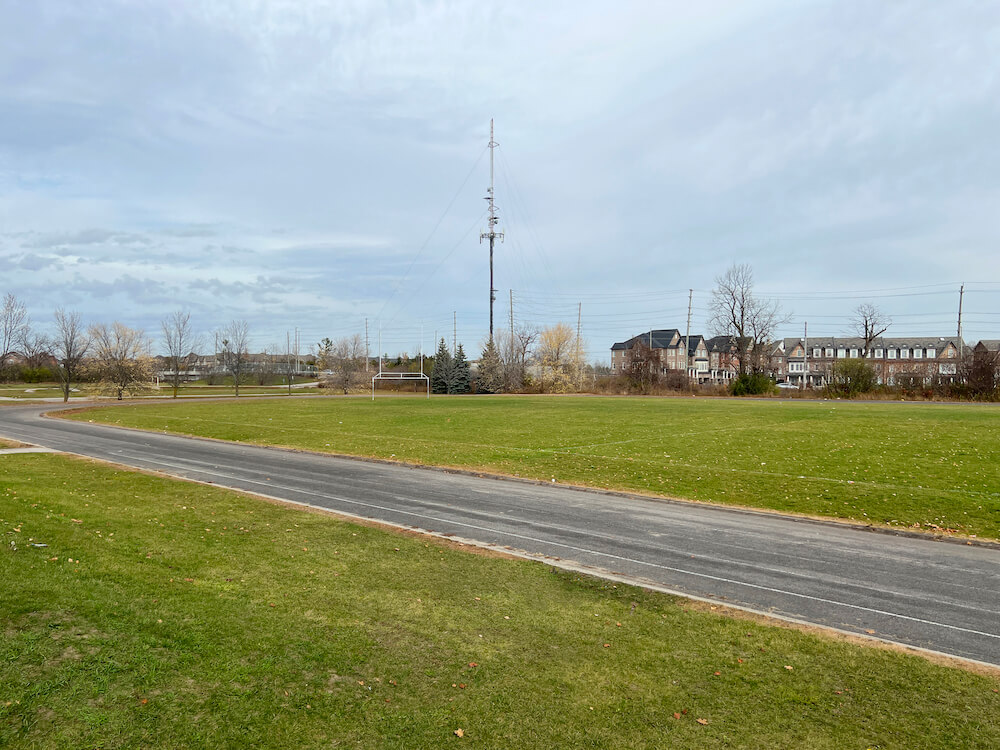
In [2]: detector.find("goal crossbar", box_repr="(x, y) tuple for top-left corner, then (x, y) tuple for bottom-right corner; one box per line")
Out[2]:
(371, 323), (430, 400)
(371, 371), (430, 399)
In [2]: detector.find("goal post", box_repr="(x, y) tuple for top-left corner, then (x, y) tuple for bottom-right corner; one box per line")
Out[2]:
(371, 370), (430, 400)
(370, 323), (430, 400)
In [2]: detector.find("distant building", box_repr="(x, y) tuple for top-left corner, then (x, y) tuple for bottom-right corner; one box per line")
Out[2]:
(610, 330), (737, 383)
(770, 336), (963, 387)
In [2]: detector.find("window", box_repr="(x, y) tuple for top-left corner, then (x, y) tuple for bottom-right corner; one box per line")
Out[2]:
(874, 348), (883, 358)
(849, 348), (858, 358)
(939, 363), (957, 375)
(888, 349), (896, 359)
(900, 349), (909, 359)
(913, 349), (922, 359)
(789, 362), (803, 372)
(813, 348), (821, 358)
(927, 348), (935, 358)
(837, 348), (847, 358)
(825, 348), (834, 357)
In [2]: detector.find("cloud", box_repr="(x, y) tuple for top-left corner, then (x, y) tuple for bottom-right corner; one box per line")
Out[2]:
(1, 1), (999, 352)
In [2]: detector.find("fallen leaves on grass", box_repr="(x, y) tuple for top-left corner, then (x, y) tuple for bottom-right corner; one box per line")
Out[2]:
(454, 728), (465, 738)
(696, 718), (709, 726)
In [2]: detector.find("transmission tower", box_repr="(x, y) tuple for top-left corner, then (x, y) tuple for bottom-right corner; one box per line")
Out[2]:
(480, 119), (504, 340)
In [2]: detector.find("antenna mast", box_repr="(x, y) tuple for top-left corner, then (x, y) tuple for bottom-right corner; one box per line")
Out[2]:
(480, 119), (504, 340)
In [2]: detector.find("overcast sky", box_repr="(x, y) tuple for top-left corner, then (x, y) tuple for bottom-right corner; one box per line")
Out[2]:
(2, 1), (999, 358)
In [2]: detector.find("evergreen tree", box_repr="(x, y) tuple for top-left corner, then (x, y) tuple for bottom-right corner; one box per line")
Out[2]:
(450, 343), (471, 394)
(431, 338), (453, 394)
(477, 337), (503, 393)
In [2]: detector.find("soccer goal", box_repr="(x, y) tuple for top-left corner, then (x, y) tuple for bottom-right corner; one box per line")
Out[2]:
(371, 327), (430, 400)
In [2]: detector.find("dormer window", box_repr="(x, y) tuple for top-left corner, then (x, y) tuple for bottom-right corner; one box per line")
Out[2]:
(926, 348), (935, 358)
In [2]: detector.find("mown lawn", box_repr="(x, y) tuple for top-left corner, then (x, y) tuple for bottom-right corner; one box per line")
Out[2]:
(1, 454), (997, 749)
(67, 395), (1000, 539)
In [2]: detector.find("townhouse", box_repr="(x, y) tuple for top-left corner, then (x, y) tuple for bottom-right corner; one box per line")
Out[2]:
(610, 330), (737, 383)
(770, 336), (963, 387)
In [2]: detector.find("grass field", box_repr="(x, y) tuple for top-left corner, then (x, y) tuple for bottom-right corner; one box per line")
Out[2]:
(2, 453), (998, 749)
(0, 384), (70, 399)
(67, 395), (1000, 540)
(0, 381), (320, 400)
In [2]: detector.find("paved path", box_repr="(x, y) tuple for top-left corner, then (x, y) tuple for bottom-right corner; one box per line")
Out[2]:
(2, 403), (998, 667)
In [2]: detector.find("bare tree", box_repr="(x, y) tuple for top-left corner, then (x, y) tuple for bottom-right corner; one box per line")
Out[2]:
(1, 293), (29, 372)
(19, 330), (51, 370)
(537, 323), (576, 392)
(52, 309), (90, 402)
(850, 303), (891, 357)
(709, 264), (786, 375)
(161, 310), (200, 398)
(88, 322), (152, 400)
(327, 334), (365, 394)
(496, 323), (537, 392)
(219, 320), (251, 396)
(961, 348), (999, 397)
(622, 337), (662, 393)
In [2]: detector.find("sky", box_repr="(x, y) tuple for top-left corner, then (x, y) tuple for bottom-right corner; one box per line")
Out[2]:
(2, 0), (999, 360)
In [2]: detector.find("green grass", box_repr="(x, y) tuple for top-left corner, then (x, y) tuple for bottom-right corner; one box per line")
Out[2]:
(67, 395), (1000, 540)
(0, 384), (71, 399)
(0, 380), (318, 400)
(1, 453), (997, 749)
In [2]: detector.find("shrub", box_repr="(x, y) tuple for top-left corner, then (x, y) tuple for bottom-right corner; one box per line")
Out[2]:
(20, 366), (55, 383)
(730, 372), (775, 396)
(827, 358), (878, 397)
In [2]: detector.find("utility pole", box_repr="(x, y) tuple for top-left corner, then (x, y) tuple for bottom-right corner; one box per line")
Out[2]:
(480, 119), (504, 340)
(453, 311), (457, 355)
(286, 331), (292, 395)
(365, 318), (370, 372)
(957, 283), (965, 358)
(685, 288), (693, 385)
(294, 327), (299, 377)
(576, 302), (583, 389)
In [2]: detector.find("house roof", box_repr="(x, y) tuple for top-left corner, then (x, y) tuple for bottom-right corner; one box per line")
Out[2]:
(783, 336), (963, 352)
(611, 329), (682, 351)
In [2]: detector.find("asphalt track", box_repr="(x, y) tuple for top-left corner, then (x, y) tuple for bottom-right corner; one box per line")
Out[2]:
(2, 403), (998, 667)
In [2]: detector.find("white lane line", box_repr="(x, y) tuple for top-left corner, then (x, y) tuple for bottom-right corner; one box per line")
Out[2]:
(119, 451), (1000, 642)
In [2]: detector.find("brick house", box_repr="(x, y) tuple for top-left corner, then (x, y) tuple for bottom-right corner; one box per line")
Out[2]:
(770, 336), (963, 387)
(610, 330), (734, 383)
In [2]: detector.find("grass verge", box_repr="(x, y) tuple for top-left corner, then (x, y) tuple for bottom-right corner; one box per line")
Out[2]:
(1, 453), (998, 749)
(66, 395), (1000, 540)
